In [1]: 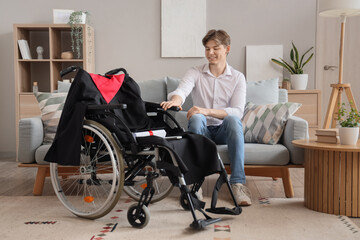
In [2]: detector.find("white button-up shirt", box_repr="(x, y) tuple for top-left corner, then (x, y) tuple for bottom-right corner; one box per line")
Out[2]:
(168, 63), (246, 126)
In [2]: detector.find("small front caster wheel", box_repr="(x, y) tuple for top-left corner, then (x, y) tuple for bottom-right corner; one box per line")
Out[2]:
(127, 203), (150, 228)
(180, 192), (190, 210)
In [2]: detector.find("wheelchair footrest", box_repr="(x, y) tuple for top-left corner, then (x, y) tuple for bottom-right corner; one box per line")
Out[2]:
(190, 217), (222, 230)
(205, 206), (242, 215)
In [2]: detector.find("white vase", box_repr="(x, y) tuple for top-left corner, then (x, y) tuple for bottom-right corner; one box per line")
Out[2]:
(80, 13), (87, 24)
(339, 127), (359, 145)
(290, 74), (308, 90)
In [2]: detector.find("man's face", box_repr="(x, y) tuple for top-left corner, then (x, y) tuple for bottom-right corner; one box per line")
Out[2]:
(205, 40), (230, 65)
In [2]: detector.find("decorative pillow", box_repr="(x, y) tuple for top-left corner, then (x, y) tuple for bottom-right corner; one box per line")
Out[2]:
(58, 80), (71, 93)
(246, 78), (279, 105)
(34, 92), (67, 144)
(242, 102), (301, 144)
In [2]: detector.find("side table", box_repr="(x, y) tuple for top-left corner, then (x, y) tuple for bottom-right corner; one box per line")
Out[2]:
(292, 139), (360, 217)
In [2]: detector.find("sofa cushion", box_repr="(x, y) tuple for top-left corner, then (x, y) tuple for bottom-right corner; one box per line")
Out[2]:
(166, 77), (193, 111)
(57, 80), (71, 92)
(35, 144), (51, 164)
(138, 78), (167, 103)
(217, 144), (289, 165)
(242, 102), (301, 144)
(278, 88), (288, 102)
(34, 92), (67, 144)
(246, 78), (279, 105)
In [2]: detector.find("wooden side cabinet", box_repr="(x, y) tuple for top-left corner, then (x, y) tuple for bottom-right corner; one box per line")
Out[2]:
(13, 24), (95, 159)
(287, 90), (321, 138)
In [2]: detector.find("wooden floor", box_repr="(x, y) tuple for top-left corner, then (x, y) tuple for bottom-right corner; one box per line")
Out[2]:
(1, 157), (359, 227)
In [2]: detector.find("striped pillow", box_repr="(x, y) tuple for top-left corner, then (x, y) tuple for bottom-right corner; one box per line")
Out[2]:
(242, 102), (301, 144)
(34, 92), (67, 144)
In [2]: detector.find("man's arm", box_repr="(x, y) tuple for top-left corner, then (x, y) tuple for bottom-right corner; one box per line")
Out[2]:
(161, 68), (198, 111)
(186, 106), (227, 120)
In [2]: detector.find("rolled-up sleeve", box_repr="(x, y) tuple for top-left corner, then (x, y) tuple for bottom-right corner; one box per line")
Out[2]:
(167, 68), (197, 105)
(224, 73), (246, 119)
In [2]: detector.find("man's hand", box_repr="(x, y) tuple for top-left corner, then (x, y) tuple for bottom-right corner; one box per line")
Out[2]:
(187, 106), (209, 120)
(160, 95), (183, 111)
(187, 107), (228, 120)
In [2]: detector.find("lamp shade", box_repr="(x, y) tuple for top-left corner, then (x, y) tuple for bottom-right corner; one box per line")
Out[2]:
(319, 0), (360, 17)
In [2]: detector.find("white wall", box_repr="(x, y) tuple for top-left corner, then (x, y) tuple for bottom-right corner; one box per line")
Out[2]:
(0, 0), (317, 158)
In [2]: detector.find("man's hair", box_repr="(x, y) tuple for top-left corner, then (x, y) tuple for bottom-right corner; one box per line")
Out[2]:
(202, 29), (231, 47)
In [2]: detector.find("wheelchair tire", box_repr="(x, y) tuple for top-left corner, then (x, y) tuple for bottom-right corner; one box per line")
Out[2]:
(127, 203), (150, 228)
(50, 120), (124, 219)
(123, 162), (174, 203)
(180, 192), (190, 210)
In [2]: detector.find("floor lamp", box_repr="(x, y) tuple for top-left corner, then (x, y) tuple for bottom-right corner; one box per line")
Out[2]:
(319, 0), (360, 128)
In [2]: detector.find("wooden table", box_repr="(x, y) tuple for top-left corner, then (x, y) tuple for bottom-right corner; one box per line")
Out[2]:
(292, 139), (360, 217)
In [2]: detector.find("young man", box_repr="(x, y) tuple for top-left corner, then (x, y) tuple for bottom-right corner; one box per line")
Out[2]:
(160, 29), (251, 206)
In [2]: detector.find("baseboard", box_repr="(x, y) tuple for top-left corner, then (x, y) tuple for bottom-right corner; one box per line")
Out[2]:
(0, 151), (16, 160)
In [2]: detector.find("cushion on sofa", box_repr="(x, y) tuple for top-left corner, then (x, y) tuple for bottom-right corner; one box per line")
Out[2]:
(246, 78), (279, 105)
(35, 144), (52, 164)
(57, 81), (72, 93)
(217, 143), (290, 165)
(242, 102), (301, 144)
(34, 92), (67, 144)
(166, 77), (193, 111)
(138, 78), (167, 103)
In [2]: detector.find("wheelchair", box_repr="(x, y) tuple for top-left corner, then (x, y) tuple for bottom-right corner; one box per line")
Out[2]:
(48, 66), (242, 229)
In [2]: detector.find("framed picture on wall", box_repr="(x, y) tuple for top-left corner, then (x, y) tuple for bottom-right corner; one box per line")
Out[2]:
(161, 0), (206, 58)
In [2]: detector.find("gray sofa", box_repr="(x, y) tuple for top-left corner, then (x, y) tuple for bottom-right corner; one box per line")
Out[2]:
(18, 77), (308, 197)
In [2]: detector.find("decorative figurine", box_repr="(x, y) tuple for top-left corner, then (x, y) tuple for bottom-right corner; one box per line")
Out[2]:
(36, 46), (44, 59)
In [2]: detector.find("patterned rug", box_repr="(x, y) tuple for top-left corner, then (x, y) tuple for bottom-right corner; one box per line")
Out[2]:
(1, 194), (359, 240)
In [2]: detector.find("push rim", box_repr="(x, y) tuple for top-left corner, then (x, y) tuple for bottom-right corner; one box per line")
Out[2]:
(50, 120), (124, 219)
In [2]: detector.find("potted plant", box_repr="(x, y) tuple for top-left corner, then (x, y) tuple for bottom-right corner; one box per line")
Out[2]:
(68, 11), (90, 59)
(337, 102), (360, 145)
(271, 42), (314, 90)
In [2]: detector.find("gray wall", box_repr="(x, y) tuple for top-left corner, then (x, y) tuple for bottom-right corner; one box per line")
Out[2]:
(0, 0), (317, 158)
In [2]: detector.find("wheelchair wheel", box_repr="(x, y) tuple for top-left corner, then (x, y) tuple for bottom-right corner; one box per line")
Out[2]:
(50, 120), (124, 219)
(180, 192), (190, 210)
(123, 160), (174, 203)
(127, 203), (150, 228)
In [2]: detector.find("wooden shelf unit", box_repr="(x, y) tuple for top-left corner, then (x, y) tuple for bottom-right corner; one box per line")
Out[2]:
(13, 24), (95, 158)
(287, 90), (321, 138)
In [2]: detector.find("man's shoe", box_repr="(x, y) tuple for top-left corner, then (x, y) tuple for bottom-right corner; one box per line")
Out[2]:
(231, 183), (252, 206)
(194, 187), (203, 200)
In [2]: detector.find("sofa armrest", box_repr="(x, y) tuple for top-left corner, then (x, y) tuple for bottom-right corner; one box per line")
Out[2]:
(281, 116), (309, 165)
(18, 117), (44, 163)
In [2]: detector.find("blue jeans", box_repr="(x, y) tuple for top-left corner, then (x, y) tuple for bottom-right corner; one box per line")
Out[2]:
(188, 114), (245, 184)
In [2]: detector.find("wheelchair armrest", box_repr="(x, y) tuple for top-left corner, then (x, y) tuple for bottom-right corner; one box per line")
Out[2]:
(145, 101), (180, 112)
(87, 104), (127, 111)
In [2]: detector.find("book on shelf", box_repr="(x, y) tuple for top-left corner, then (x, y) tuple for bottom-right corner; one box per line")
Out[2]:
(17, 40), (32, 59)
(316, 135), (339, 144)
(315, 128), (339, 136)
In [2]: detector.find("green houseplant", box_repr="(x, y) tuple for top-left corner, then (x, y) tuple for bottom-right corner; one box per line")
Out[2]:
(68, 11), (90, 59)
(271, 42), (314, 90)
(338, 102), (360, 127)
(337, 102), (360, 145)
